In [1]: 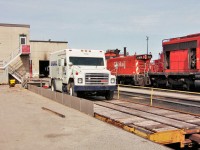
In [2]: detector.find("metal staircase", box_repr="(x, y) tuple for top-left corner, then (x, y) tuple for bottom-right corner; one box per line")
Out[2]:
(0, 47), (22, 69)
(0, 45), (30, 85)
(7, 64), (23, 83)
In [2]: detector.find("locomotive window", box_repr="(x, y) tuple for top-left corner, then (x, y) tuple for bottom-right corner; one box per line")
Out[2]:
(163, 41), (197, 51)
(189, 48), (196, 69)
(69, 57), (104, 66)
(165, 51), (170, 69)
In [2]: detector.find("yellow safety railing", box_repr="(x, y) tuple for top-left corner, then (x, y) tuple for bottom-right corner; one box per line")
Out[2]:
(150, 88), (153, 106)
(117, 84), (200, 107)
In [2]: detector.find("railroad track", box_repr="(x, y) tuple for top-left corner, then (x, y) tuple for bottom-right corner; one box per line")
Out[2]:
(94, 99), (200, 149)
(117, 87), (200, 115)
(120, 90), (200, 105)
(119, 84), (200, 95)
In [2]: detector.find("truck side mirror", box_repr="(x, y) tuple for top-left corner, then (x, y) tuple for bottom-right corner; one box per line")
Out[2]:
(69, 62), (73, 67)
(61, 59), (65, 66)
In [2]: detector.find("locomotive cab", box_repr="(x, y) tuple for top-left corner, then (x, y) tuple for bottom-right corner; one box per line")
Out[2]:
(151, 33), (200, 90)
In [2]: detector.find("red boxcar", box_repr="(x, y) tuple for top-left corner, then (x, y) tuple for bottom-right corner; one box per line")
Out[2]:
(106, 48), (152, 86)
(149, 33), (200, 90)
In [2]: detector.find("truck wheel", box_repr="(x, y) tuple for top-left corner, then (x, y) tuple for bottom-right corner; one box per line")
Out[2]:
(62, 84), (67, 93)
(69, 82), (77, 97)
(77, 91), (84, 98)
(51, 80), (55, 91)
(105, 91), (114, 100)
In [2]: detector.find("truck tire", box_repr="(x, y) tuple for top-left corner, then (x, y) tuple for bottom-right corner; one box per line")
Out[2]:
(51, 80), (56, 91)
(62, 84), (67, 93)
(105, 91), (114, 100)
(69, 82), (77, 97)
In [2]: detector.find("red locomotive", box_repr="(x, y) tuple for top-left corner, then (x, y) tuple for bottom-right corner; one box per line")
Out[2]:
(106, 33), (200, 91)
(150, 52), (164, 73)
(149, 33), (200, 90)
(106, 47), (152, 86)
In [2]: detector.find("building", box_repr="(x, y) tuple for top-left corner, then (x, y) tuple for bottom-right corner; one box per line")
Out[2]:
(0, 23), (68, 84)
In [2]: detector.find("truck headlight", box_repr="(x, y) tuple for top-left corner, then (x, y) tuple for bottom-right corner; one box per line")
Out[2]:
(111, 78), (115, 84)
(78, 78), (83, 83)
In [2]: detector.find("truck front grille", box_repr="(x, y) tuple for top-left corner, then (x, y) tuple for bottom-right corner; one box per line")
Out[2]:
(85, 73), (109, 85)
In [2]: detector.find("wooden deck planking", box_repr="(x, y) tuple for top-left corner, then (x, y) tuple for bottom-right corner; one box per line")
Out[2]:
(107, 100), (200, 126)
(95, 102), (198, 129)
(95, 104), (178, 133)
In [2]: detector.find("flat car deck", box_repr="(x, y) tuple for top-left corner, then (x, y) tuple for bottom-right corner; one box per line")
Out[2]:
(94, 100), (200, 148)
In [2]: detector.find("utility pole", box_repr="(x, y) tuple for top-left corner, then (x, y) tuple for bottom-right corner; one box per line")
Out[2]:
(146, 36), (149, 54)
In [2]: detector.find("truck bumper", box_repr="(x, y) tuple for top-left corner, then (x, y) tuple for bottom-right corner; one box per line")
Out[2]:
(74, 85), (116, 92)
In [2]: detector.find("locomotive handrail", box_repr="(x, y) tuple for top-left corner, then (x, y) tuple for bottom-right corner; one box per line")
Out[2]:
(151, 59), (200, 73)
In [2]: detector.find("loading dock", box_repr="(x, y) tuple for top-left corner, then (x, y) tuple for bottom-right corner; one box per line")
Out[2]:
(39, 60), (49, 78)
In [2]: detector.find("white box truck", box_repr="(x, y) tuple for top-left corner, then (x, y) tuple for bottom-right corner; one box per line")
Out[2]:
(49, 49), (116, 100)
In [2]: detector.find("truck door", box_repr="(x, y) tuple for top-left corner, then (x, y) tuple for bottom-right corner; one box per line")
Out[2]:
(61, 58), (68, 83)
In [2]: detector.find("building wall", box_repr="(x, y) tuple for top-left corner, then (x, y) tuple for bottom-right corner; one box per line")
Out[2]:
(30, 41), (67, 77)
(0, 23), (30, 60)
(0, 68), (8, 84)
(0, 23), (68, 84)
(0, 23), (30, 84)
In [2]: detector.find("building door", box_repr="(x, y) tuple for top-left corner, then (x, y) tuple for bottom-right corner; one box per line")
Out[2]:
(39, 60), (49, 78)
(19, 34), (27, 45)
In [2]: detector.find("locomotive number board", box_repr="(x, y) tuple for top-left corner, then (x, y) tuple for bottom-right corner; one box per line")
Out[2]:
(136, 55), (152, 60)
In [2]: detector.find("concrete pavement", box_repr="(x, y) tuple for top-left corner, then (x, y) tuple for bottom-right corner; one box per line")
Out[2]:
(0, 85), (170, 150)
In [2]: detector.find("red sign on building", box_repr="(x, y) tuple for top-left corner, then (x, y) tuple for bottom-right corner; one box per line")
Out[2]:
(21, 45), (30, 54)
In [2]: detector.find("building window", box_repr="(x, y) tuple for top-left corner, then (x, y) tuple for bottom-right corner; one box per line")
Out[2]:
(20, 34), (27, 45)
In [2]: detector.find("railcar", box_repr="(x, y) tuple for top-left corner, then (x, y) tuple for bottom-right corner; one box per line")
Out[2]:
(149, 33), (200, 90)
(106, 47), (152, 86)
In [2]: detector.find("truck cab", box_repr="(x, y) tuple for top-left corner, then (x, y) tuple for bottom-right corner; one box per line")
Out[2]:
(49, 49), (116, 100)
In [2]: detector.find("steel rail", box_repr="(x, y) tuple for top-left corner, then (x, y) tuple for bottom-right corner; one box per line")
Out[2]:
(119, 84), (200, 97)
(118, 90), (200, 109)
(119, 98), (200, 117)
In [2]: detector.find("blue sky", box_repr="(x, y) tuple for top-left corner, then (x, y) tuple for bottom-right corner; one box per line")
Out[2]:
(1, 0), (200, 58)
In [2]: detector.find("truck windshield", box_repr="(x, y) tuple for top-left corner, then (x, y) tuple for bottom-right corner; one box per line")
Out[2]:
(69, 57), (104, 66)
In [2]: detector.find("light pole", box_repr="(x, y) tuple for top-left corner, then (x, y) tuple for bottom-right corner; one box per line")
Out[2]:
(146, 36), (149, 54)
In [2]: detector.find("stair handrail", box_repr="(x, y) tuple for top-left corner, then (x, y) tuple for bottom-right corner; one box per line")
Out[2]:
(0, 60), (3, 68)
(0, 47), (21, 69)
(9, 58), (23, 71)
(8, 65), (24, 82)
(21, 77), (30, 88)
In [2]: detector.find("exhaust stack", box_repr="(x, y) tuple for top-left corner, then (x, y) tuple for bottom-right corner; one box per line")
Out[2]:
(124, 47), (127, 56)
